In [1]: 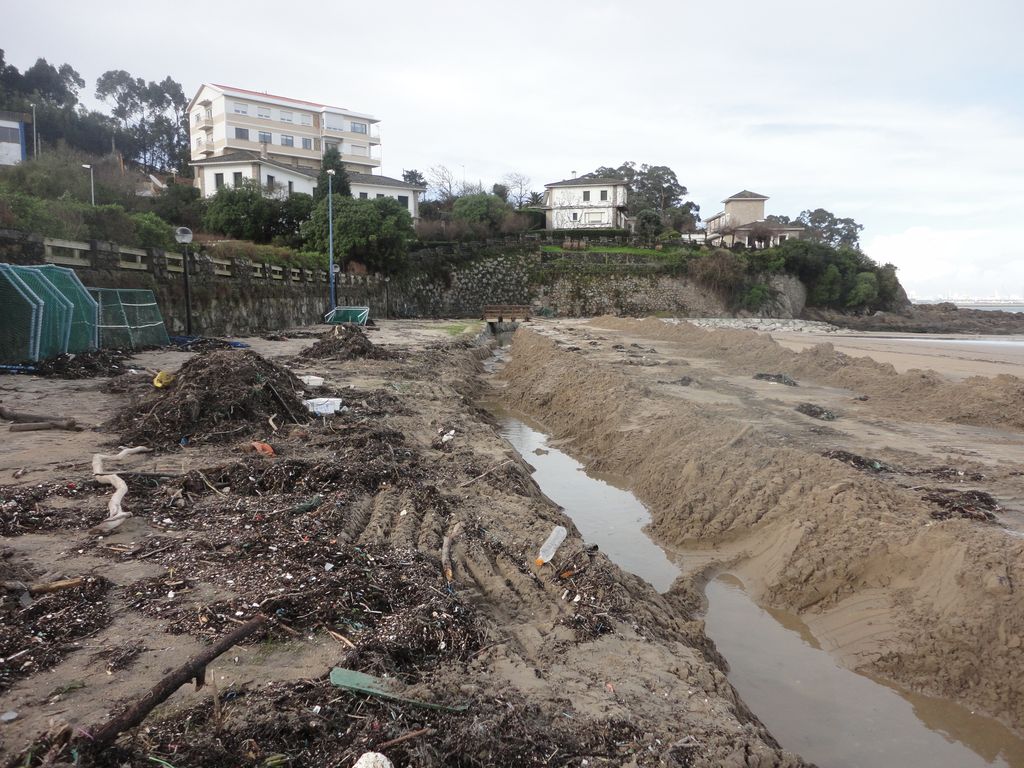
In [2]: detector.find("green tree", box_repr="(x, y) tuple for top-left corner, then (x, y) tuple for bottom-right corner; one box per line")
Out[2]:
(402, 169), (427, 188)
(302, 196), (414, 273)
(635, 209), (663, 240)
(452, 192), (510, 231)
(202, 179), (279, 242)
(129, 211), (174, 248)
(95, 69), (189, 173)
(810, 264), (843, 306)
(846, 271), (879, 308)
(589, 161), (688, 215)
(314, 147), (351, 201)
(491, 183), (509, 202)
(797, 208), (864, 249)
(151, 183), (204, 230)
(276, 193), (314, 248)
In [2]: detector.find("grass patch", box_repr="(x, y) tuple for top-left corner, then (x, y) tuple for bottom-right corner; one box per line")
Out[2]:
(443, 321), (481, 336)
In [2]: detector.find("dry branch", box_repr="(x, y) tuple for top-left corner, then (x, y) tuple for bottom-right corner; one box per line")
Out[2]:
(2, 577), (85, 595)
(0, 405), (72, 424)
(83, 613), (269, 748)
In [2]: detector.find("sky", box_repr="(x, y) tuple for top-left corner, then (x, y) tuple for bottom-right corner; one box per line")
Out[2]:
(5, 0), (1024, 299)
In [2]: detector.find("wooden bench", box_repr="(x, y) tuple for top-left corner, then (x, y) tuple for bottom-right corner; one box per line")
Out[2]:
(481, 304), (531, 323)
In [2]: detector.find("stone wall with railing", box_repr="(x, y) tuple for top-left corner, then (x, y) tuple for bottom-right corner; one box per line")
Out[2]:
(0, 229), (386, 335)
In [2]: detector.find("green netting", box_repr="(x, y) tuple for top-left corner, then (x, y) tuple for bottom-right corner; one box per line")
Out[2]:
(88, 288), (170, 350)
(325, 306), (370, 325)
(31, 265), (98, 353)
(0, 264), (43, 363)
(7, 265), (73, 360)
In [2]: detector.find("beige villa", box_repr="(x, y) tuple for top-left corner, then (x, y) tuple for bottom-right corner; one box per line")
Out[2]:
(704, 190), (803, 247)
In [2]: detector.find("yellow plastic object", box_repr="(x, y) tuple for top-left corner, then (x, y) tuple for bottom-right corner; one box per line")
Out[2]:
(153, 370), (176, 388)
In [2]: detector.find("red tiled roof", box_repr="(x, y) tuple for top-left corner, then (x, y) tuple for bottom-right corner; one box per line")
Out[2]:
(210, 83), (346, 111)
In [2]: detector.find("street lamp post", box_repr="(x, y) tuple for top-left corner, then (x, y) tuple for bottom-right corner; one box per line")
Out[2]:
(82, 164), (95, 206)
(326, 168), (337, 311)
(29, 103), (38, 158)
(174, 227), (194, 336)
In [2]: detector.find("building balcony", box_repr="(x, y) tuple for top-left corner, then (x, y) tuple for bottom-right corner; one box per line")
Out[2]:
(341, 153), (381, 168)
(321, 126), (381, 145)
(196, 116), (214, 131)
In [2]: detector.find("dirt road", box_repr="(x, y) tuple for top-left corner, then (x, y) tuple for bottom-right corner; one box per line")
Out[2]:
(497, 317), (1024, 738)
(0, 322), (807, 767)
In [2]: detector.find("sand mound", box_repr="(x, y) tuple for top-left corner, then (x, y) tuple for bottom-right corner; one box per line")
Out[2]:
(590, 316), (1024, 431)
(115, 349), (308, 448)
(298, 324), (393, 361)
(499, 328), (1024, 732)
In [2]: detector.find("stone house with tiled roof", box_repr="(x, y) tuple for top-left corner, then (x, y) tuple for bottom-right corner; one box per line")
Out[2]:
(705, 190), (804, 247)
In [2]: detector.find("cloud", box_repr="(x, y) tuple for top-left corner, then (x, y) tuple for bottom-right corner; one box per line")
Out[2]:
(865, 227), (1024, 300)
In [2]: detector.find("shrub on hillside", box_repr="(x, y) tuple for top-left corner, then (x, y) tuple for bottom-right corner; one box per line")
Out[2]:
(687, 249), (746, 294)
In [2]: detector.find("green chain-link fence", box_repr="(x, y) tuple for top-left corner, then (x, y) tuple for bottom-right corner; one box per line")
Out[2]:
(0, 264), (44, 364)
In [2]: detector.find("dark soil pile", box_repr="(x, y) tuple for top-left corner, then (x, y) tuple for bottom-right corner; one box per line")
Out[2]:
(922, 488), (999, 522)
(115, 349), (308, 448)
(298, 324), (393, 361)
(796, 402), (838, 420)
(0, 349), (133, 379)
(754, 372), (798, 386)
(0, 576), (111, 692)
(169, 336), (240, 353)
(823, 449), (895, 473)
(0, 479), (99, 537)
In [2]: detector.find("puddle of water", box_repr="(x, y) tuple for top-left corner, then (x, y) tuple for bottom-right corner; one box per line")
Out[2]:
(492, 406), (1024, 768)
(495, 410), (681, 592)
(705, 574), (1024, 768)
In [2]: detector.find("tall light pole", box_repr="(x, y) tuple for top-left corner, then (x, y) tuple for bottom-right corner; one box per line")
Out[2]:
(29, 103), (38, 157)
(82, 164), (95, 206)
(174, 227), (194, 336)
(326, 168), (337, 311)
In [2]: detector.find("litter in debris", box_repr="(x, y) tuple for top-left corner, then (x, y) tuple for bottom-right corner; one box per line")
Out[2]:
(329, 668), (469, 712)
(536, 525), (568, 566)
(754, 372), (798, 386)
(304, 397), (346, 415)
(299, 375), (325, 387)
(299, 324), (393, 361)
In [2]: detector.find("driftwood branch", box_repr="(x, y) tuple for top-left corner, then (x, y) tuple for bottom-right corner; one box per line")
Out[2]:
(0, 405), (72, 424)
(441, 522), (463, 583)
(84, 614), (269, 748)
(2, 577), (85, 595)
(9, 419), (78, 432)
(377, 727), (435, 750)
(91, 446), (152, 533)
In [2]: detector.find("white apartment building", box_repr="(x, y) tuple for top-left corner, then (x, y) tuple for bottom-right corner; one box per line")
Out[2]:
(0, 110), (29, 166)
(542, 176), (630, 229)
(186, 83), (422, 218)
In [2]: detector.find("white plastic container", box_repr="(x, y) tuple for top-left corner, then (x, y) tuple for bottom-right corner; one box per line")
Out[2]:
(299, 375), (325, 387)
(304, 397), (345, 415)
(535, 525), (567, 566)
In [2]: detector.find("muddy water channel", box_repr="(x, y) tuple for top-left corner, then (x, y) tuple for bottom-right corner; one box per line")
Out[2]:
(494, 410), (1024, 768)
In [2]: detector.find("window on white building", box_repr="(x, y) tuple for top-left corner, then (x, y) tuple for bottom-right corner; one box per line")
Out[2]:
(214, 172), (224, 189)
(398, 195), (409, 208)
(600, 190), (608, 201)
(376, 193), (385, 199)
(257, 105), (271, 119)
(258, 131), (272, 143)
(193, 113), (200, 124)
(571, 212), (579, 221)
(281, 135), (294, 147)
(235, 127), (250, 140)
(300, 114), (313, 126)
(301, 137), (313, 150)
(349, 144), (368, 157)
(233, 102), (248, 115)
(280, 111), (293, 123)
(350, 122), (368, 134)
(288, 180), (294, 194)
(583, 191), (591, 201)
(585, 212), (603, 223)
(233, 171), (243, 186)
(359, 192), (368, 199)
(267, 175), (275, 190)
(195, 136), (203, 147)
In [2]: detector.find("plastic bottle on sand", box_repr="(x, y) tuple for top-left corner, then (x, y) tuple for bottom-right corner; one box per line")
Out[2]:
(535, 525), (567, 566)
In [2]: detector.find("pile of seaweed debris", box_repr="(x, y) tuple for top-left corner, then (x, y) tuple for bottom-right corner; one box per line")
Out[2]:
(114, 349), (308, 448)
(298, 324), (394, 361)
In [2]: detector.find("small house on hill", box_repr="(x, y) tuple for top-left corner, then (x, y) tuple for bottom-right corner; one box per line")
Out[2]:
(705, 190), (803, 247)
(542, 176), (630, 230)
